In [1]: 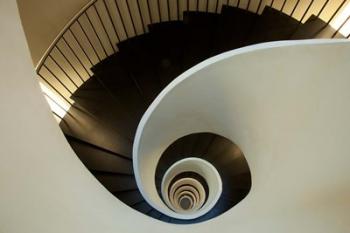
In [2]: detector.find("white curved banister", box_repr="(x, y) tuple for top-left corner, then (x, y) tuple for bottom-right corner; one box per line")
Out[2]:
(134, 39), (350, 227)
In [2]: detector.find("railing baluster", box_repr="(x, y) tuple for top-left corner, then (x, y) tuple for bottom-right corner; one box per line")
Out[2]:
(77, 19), (102, 61)
(177, 0), (180, 20)
(42, 65), (74, 95)
(197, 0), (199, 11)
(332, 14), (350, 38)
(67, 29), (94, 67)
(206, 0), (209, 12)
(290, 0), (301, 16)
(270, 0), (275, 7)
(102, 0), (121, 43)
(167, 0), (171, 20)
(93, 4), (116, 52)
(136, 0), (147, 32)
(256, 0), (263, 13)
(327, 0), (347, 24)
(125, 0), (137, 35)
(237, 0), (240, 8)
(246, 0), (251, 11)
(61, 36), (91, 77)
(48, 55), (79, 88)
(55, 45), (85, 83)
(157, 0), (162, 22)
(280, 0), (287, 12)
(114, 0), (130, 38)
(38, 73), (73, 106)
(216, 0), (220, 12)
(52, 111), (63, 120)
(85, 11), (109, 57)
(44, 93), (72, 116)
(299, 0), (314, 22)
(317, 0), (329, 17)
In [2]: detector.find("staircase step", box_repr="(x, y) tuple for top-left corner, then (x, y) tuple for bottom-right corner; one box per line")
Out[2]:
(291, 15), (343, 39)
(182, 11), (221, 68)
(117, 35), (164, 102)
(113, 190), (144, 206)
(90, 53), (152, 128)
(93, 173), (137, 192)
(247, 6), (299, 44)
(66, 135), (133, 174)
(217, 5), (258, 52)
(148, 21), (187, 87)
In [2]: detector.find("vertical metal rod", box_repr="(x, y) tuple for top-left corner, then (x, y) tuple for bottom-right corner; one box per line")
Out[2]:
(332, 14), (350, 37)
(54, 45), (85, 82)
(206, 0), (209, 12)
(125, 0), (137, 35)
(256, 0), (263, 13)
(61, 36), (91, 77)
(157, 0), (162, 22)
(136, 0), (147, 32)
(327, 0), (347, 24)
(38, 73), (72, 106)
(317, 0), (329, 17)
(270, 0), (275, 7)
(197, 0), (199, 11)
(102, 0), (121, 42)
(42, 64), (73, 95)
(146, 0), (153, 23)
(93, 4), (116, 52)
(44, 93), (70, 115)
(77, 19), (102, 61)
(280, 0), (287, 12)
(237, 0), (240, 7)
(167, 0), (171, 20)
(299, 0), (315, 22)
(48, 55), (79, 88)
(67, 29), (94, 67)
(246, 0), (251, 10)
(114, 0), (130, 38)
(177, 0), (180, 20)
(52, 111), (63, 120)
(85, 11), (108, 57)
(290, 0), (301, 16)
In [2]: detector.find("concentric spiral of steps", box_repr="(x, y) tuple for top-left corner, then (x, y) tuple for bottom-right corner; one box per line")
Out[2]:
(59, 4), (343, 223)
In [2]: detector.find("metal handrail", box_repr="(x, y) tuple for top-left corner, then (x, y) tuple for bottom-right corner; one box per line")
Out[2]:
(34, 0), (350, 120)
(35, 0), (97, 71)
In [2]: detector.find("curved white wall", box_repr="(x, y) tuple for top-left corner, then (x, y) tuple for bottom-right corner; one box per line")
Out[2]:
(1, 1), (350, 231)
(134, 39), (350, 231)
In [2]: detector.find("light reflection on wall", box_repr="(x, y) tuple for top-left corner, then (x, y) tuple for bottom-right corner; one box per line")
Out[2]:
(40, 82), (72, 122)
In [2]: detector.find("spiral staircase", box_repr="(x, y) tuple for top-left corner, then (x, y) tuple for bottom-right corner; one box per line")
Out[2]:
(2, 0), (350, 232)
(51, 2), (344, 223)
